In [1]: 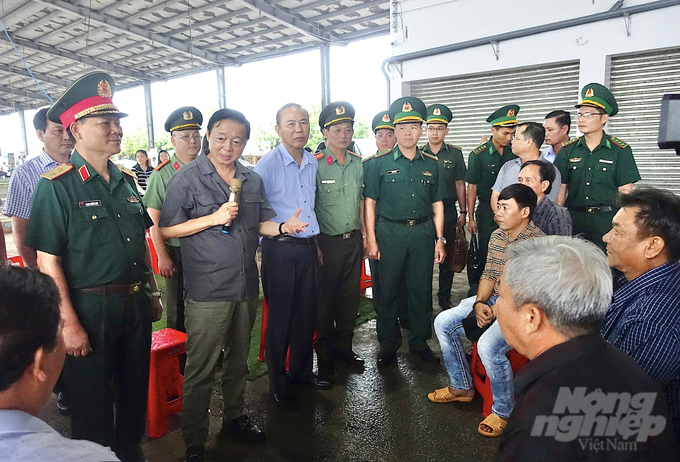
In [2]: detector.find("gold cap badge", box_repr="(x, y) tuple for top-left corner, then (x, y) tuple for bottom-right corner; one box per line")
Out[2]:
(183, 111), (193, 120)
(585, 88), (594, 98)
(381, 114), (390, 122)
(97, 80), (112, 98)
(507, 109), (515, 116)
(402, 102), (412, 112)
(335, 106), (346, 115)
(433, 107), (441, 116)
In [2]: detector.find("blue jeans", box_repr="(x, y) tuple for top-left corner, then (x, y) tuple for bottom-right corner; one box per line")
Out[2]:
(433, 295), (514, 418)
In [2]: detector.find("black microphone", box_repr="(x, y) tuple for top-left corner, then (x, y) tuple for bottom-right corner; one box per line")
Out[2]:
(221, 178), (242, 234)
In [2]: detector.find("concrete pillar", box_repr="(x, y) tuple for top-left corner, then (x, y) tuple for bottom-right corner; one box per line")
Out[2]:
(217, 65), (227, 109)
(18, 109), (28, 160)
(320, 43), (331, 107)
(143, 81), (155, 151)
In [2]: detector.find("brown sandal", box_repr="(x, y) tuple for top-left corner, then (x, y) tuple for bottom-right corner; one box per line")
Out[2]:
(477, 413), (507, 437)
(427, 387), (474, 403)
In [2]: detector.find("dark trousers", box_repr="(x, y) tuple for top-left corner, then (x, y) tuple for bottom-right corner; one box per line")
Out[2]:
(369, 259), (409, 321)
(437, 206), (459, 303)
(315, 232), (362, 362)
(65, 287), (152, 462)
(475, 200), (498, 274)
(375, 218), (435, 352)
(165, 245), (185, 333)
(569, 209), (615, 252)
(261, 238), (318, 395)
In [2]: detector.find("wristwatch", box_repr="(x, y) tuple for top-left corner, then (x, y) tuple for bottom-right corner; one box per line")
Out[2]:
(435, 236), (447, 245)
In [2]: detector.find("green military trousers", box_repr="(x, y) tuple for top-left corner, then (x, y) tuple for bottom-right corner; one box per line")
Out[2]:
(375, 218), (435, 352)
(569, 209), (616, 252)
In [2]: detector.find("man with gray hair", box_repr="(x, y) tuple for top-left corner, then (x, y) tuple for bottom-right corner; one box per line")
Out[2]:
(496, 236), (678, 461)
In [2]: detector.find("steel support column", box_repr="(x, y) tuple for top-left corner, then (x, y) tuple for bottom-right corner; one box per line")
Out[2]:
(217, 65), (226, 109)
(143, 81), (155, 152)
(18, 109), (29, 161)
(320, 42), (331, 107)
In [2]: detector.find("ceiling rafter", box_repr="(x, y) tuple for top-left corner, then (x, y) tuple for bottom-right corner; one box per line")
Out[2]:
(36, 0), (228, 65)
(233, 0), (336, 42)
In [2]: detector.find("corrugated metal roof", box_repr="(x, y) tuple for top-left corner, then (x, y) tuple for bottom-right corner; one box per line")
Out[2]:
(0, 0), (389, 114)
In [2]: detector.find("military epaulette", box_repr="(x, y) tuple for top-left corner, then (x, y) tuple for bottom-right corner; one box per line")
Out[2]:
(362, 155), (374, 163)
(562, 137), (580, 147)
(471, 144), (489, 155)
(348, 150), (361, 159)
(610, 137), (629, 149)
(314, 151), (325, 160)
(447, 143), (462, 151)
(40, 163), (73, 180)
(154, 159), (170, 171)
(374, 148), (393, 159)
(422, 152), (438, 161)
(118, 165), (137, 178)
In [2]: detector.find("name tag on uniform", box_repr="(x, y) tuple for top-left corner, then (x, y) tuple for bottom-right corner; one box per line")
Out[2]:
(443, 159), (453, 164)
(321, 179), (336, 184)
(569, 157), (582, 163)
(78, 200), (101, 208)
(386, 169), (400, 175)
(598, 159), (614, 164)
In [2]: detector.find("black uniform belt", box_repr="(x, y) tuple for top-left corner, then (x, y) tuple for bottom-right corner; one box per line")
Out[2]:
(267, 235), (317, 246)
(327, 230), (360, 240)
(79, 281), (144, 296)
(382, 216), (431, 227)
(569, 206), (615, 214)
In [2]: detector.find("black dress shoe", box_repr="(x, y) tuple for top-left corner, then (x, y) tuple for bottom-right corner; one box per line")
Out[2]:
(222, 415), (266, 443)
(317, 359), (335, 376)
(56, 392), (71, 416)
(439, 299), (454, 310)
(409, 347), (440, 363)
(335, 351), (365, 366)
(185, 445), (204, 462)
(290, 375), (332, 390)
(271, 392), (297, 409)
(377, 351), (397, 366)
(398, 318), (410, 330)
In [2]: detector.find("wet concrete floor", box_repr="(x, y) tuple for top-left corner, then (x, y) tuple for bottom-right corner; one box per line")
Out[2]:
(40, 274), (501, 462)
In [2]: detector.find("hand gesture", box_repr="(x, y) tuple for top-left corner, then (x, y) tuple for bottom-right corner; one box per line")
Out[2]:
(284, 208), (309, 235)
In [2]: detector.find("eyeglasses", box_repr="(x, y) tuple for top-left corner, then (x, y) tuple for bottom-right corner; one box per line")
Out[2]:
(575, 112), (605, 119)
(427, 126), (447, 132)
(173, 133), (202, 141)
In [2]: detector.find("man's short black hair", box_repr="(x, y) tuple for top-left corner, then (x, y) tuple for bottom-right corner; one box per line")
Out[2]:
(521, 159), (556, 196)
(498, 183), (538, 221)
(616, 187), (680, 261)
(545, 110), (571, 131)
(517, 122), (545, 148)
(0, 266), (61, 392)
(33, 108), (49, 132)
(207, 108), (251, 140)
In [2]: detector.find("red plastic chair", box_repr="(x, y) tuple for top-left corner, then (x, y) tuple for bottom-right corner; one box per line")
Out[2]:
(147, 328), (187, 438)
(7, 255), (24, 266)
(359, 258), (372, 293)
(470, 342), (529, 417)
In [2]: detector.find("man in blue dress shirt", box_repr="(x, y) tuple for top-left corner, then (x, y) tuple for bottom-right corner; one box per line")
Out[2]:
(254, 103), (331, 410)
(601, 187), (680, 444)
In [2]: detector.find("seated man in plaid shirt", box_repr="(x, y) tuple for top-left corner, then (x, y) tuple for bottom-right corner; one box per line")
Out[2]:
(427, 184), (545, 438)
(601, 187), (680, 444)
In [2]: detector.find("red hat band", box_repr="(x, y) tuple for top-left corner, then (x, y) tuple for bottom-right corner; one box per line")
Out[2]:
(60, 95), (119, 128)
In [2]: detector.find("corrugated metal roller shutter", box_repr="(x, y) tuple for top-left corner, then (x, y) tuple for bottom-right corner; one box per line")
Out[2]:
(609, 47), (680, 194)
(410, 61), (580, 157)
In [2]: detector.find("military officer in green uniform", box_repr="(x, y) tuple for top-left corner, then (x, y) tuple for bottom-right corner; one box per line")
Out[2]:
(364, 97), (447, 366)
(144, 106), (202, 333)
(555, 83), (640, 249)
(364, 111), (409, 329)
(420, 104), (467, 310)
(466, 105), (518, 286)
(314, 101), (365, 376)
(24, 72), (162, 462)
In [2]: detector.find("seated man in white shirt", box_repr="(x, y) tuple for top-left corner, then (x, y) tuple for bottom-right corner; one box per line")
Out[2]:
(0, 266), (119, 462)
